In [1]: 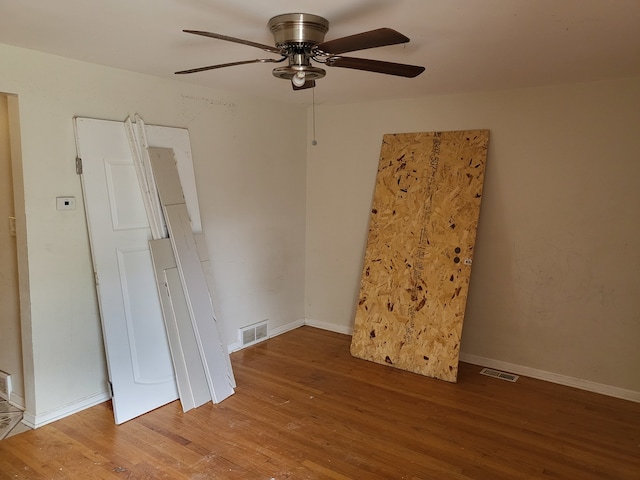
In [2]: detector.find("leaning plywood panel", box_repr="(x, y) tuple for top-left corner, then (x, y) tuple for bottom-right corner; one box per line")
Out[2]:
(351, 130), (489, 382)
(149, 147), (235, 403)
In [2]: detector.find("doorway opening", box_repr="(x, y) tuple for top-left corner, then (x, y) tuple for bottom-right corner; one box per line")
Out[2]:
(0, 92), (33, 436)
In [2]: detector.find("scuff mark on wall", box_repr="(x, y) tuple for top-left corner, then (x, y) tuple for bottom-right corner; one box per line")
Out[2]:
(180, 94), (237, 125)
(512, 238), (615, 323)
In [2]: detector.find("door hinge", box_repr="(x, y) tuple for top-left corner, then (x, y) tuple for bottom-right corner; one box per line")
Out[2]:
(76, 157), (83, 175)
(108, 381), (114, 398)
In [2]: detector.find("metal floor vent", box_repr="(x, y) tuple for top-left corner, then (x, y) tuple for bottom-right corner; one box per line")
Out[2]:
(240, 320), (268, 348)
(479, 368), (519, 382)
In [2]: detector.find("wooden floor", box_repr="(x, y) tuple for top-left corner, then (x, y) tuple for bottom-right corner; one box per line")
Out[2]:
(1, 327), (639, 479)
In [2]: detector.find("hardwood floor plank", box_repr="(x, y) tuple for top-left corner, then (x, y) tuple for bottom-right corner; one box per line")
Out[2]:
(232, 363), (518, 478)
(1, 326), (638, 479)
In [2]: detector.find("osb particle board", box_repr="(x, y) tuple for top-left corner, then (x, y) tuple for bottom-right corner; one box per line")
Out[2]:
(350, 130), (489, 382)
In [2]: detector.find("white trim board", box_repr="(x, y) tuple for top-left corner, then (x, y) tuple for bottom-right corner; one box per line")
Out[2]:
(143, 121), (202, 234)
(125, 117), (165, 239)
(150, 238), (211, 412)
(149, 147), (235, 403)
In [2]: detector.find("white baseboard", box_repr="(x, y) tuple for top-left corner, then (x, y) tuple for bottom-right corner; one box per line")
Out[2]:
(22, 390), (110, 429)
(460, 352), (640, 403)
(270, 318), (306, 338)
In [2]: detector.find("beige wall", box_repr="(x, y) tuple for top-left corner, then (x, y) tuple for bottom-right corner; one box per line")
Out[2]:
(0, 94), (23, 405)
(305, 78), (640, 394)
(0, 44), (307, 424)
(2, 39), (638, 424)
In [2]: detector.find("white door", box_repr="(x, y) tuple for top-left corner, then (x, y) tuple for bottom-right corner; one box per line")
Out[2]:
(75, 118), (178, 424)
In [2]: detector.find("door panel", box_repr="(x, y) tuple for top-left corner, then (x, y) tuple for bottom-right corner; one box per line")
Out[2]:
(117, 246), (174, 383)
(104, 160), (148, 229)
(75, 117), (179, 423)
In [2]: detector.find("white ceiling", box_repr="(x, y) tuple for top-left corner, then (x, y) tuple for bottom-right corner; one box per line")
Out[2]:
(2, 0), (639, 105)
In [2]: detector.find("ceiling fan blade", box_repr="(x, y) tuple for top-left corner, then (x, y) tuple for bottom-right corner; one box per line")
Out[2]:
(183, 30), (282, 55)
(175, 58), (283, 75)
(326, 56), (425, 78)
(317, 28), (409, 55)
(292, 80), (316, 91)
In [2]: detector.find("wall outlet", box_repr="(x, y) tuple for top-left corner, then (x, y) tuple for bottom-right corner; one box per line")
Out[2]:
(0, 371), (12, 401)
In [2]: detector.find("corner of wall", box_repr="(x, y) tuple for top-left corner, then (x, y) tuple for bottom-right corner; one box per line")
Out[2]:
(304, 318), (353, 336)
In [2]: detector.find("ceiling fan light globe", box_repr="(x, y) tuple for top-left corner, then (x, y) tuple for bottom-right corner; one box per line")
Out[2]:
(292, 71), (307, 87)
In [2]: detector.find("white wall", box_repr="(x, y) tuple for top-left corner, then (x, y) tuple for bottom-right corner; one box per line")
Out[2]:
(305, 78), (640, 395)
(0, 44), (307, 424)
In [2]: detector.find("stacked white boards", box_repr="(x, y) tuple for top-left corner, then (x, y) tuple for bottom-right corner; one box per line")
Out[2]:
(75, 117), (234, 424)
(148, 147), (235, 406)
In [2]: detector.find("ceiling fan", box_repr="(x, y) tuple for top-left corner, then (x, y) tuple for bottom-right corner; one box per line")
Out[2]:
(175, 13), (425, 90)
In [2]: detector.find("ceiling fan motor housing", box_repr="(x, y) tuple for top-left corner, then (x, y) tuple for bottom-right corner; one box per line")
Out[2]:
(268, 13), (329, 81)
(268, 13), (329, 46)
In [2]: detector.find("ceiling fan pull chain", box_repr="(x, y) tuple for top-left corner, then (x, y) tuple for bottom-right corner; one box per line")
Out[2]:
(311, 87), (318, 146)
